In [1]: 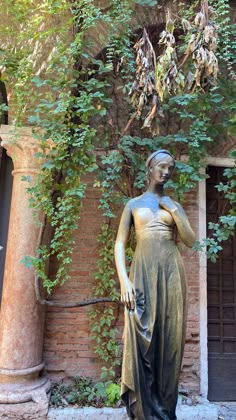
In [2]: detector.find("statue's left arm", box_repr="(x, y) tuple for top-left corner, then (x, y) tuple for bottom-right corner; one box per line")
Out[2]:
(160, 196), (195, 248)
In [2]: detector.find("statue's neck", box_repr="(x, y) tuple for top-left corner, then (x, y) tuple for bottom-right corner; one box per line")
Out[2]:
(146, 183), (164, 196)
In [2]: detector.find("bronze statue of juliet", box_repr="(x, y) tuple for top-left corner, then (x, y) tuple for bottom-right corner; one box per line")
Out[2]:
(114, 150), (195, 420)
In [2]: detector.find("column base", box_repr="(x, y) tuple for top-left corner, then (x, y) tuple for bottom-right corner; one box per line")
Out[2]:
(0, 375), (51, 404)
(0, 363), (51, 403)
(0, 399), (49, 420)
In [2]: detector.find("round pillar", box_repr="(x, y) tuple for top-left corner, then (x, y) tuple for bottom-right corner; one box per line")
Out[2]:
(0, 125), (50, 403)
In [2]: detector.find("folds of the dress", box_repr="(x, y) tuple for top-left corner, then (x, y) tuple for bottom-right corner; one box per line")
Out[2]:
(121, 230), (187, 420)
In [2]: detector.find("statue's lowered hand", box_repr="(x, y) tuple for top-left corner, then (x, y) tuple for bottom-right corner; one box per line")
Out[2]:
(121, 281), (136, 311)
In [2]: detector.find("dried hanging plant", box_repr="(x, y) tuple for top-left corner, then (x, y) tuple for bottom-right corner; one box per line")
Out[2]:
(155, 11), (185, 101)
(128, 28), (159, 130)
(180, 0), (218, 91)
(128, 0), (219, 133)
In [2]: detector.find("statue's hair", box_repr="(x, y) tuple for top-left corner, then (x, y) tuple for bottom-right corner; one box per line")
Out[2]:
(145, 149), (175, 170)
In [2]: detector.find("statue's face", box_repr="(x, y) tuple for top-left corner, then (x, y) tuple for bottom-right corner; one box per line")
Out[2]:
(149, 154), (175, 185)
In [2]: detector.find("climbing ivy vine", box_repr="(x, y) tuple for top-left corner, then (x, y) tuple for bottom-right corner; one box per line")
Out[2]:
(88, 223), (121, 380)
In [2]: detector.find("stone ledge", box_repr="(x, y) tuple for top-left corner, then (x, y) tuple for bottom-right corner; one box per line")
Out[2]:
(47, 403), (218, 420)
(0, 400), (219, 419)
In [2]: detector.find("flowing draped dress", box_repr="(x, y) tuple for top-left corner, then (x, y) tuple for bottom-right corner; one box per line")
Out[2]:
(121, 193), (187, 420)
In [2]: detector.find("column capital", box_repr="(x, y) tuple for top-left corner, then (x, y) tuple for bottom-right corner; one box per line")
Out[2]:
(0, 125), (47, 174)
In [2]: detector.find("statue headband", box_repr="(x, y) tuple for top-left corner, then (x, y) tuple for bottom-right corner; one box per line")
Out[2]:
(146, 150), (175, 169)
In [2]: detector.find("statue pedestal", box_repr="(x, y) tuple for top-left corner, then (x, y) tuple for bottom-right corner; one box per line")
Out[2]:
(0, 125), (50, 407)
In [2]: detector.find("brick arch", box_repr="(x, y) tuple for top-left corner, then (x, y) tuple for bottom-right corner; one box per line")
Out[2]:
(82, 0), (183, 59)
(207, 136), (236, 158)
(211, 137), (236, 157)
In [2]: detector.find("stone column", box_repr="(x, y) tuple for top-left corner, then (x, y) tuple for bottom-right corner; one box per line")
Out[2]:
(0, 125), (50, 404)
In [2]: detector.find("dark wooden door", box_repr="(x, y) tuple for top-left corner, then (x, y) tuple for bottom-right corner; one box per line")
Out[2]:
(0, 79), (11, 302)
(207, 166), (236, 401)
(0, 148), (13, 302)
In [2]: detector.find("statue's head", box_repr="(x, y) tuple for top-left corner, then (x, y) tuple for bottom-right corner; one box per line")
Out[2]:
(146, 149), (175, 185)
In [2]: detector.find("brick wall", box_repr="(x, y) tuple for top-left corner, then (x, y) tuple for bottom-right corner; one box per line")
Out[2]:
(44, 174), (201, 393)
(44, 175), (105, 380)
(180, 189), (200, 393)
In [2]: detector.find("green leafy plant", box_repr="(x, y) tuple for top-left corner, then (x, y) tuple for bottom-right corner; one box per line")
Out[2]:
(193, 149), (236, 261)
(89, 223), (120, 379)
(50, 375), (121, 408)
(105, 382), (121, 406)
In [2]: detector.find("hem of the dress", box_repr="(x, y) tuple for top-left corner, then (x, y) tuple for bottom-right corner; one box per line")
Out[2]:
(121, 385), (178, 420)
(121, 384), (137, 419)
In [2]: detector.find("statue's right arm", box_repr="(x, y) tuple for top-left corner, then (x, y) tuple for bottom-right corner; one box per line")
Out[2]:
(114, 203), (135, 310)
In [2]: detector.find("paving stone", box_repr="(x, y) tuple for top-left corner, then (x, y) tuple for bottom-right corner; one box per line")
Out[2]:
(2, 400), (236, 419)
(214, 402), (236, 420)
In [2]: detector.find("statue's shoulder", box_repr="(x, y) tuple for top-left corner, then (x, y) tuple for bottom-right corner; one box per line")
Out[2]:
(126, 194), (145, 211)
